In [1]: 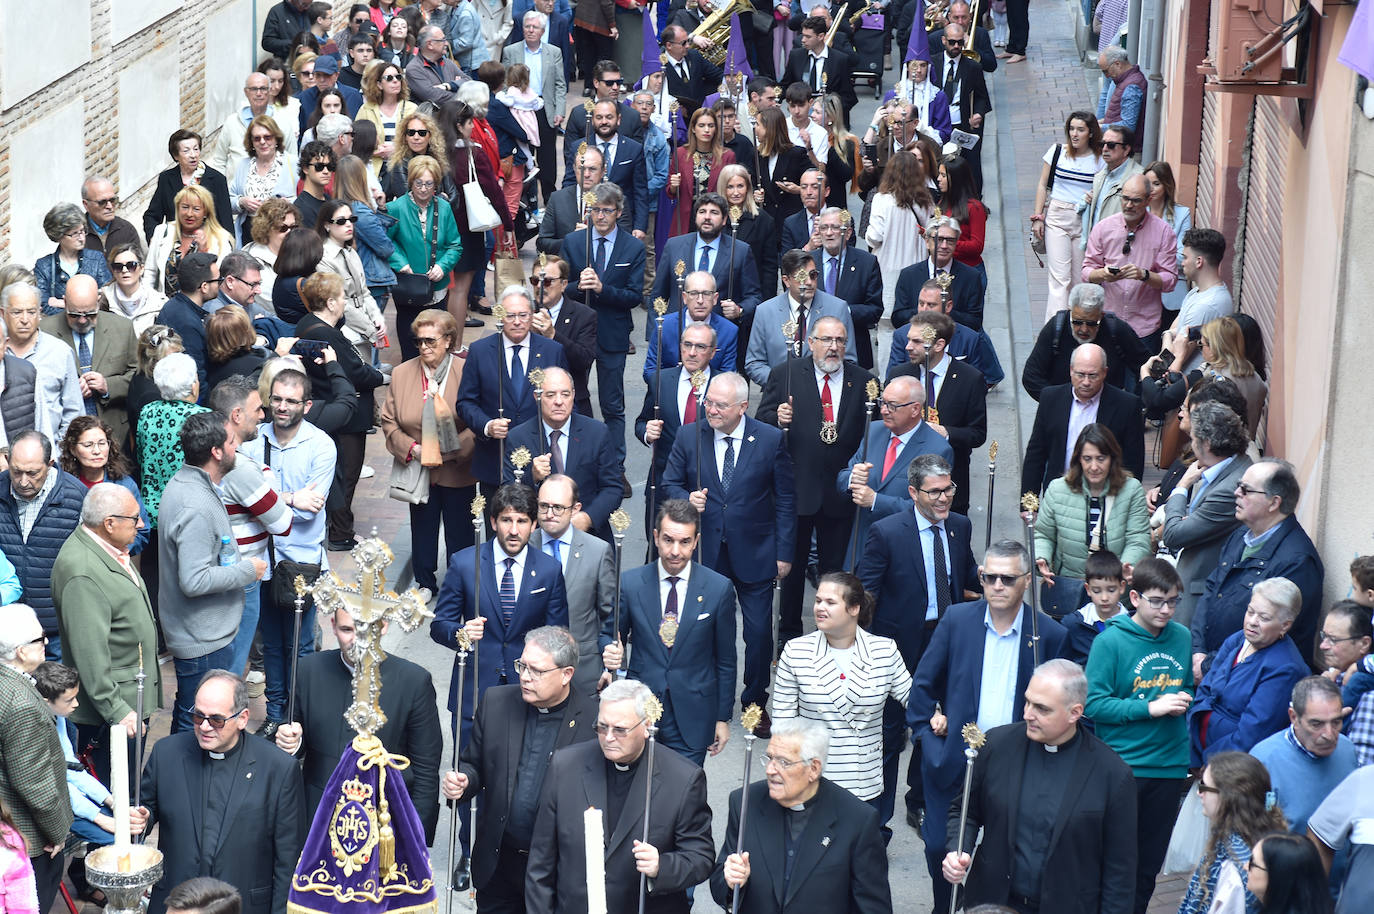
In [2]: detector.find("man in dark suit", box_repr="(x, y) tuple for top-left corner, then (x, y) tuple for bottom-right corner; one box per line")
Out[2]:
(812, 208), (882, 369)
(501, 367), (623, 538)
(660, 25), (722, 112)
(778, 170), (833, 256)
(40, 276), (138, 448)
(942, 660), (1137, 914)
(456, 288), (570, 492)
(712, 718), (892, 914)
(538, 146), (603, 256)
(643, 271), (739, 382)
(561, 182), (647, 473)
(757, 317), (873, 646)
(651, 196), (762, 369)
(908, 540), (1068, 913)
(859, 454), (978, 834)
(503, 15), (567, 204)
(562, 62), (624, 183)
(891, 215), (984, 331)
(889, 311), (988, 515)
(664, 373), (795, 720)
(274, 605), (443, 842)
(532, 479), (615, 695)
(531, 256), (598, 416)
(933, 23), (993, 191)
(1020, 342), (1145, 495)
(581, 102), (650, 235)
(925, 0), (998, 72)
(443, 626), (598, 910)
(602, 498), (738, 764)
(746, 251), (857, 386)
(1021, 283), (1151, 400)
(636, 324), (717, 536)
(132, 672), (305, 914)
(888, 278), (1006, 386)
(525, 678), (715, 913)
(783, 17), (858, 121)
(837, 374), (954, 568)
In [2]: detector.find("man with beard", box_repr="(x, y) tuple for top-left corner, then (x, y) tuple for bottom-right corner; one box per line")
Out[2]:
(1021, 283), (1150, 400)
(276, 605), (443, 839)
(255, 368), (337, 739)
(746, 250), (856, 387)
(157, 411), (268, 732)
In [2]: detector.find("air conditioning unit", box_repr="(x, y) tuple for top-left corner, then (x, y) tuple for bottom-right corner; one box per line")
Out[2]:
(1212, 0), (1287, 83)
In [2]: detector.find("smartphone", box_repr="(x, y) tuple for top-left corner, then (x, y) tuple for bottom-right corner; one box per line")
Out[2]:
(1187, 325), (1202, 343)
(291, 339), (327, 360)
(1107, 266), (1122, 276)
(861, 142), (877, 161)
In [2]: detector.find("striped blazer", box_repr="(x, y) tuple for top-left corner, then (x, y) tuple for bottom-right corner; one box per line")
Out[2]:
(772, 627), (912, 801)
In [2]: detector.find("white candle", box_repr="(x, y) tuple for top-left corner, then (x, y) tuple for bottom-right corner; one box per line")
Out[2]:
(584, 806), (607, 914)
(110, 725), (131, 850)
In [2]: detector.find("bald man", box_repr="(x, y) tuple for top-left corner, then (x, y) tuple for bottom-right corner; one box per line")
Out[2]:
(40, 275), (138, 447)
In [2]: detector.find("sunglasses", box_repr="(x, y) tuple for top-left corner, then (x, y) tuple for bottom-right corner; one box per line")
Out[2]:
(192, 708), (246, 730)
(406, 128), (430, 137)
(111, 260), (141, 272)
(1122, 230), (1136, 255)
(1102, 141), (1124, 150)
(87, 196), (119, 208)
(382, 73), (402, 81)
(979, 571), (1030, 587)
(278, 222), (299, 232)
(329, 215), (359, 225)
(1069, 318), (1100, 328)
(310, 162), (335, 172)
(601, 78), (625, 86)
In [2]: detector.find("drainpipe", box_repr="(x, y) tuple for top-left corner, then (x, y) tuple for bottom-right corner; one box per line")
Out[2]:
(1140, 0), (1166, 163)
(1125, 0), (1143, 63)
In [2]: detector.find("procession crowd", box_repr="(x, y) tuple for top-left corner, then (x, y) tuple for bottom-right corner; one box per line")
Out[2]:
(0, 1), (1368, 914)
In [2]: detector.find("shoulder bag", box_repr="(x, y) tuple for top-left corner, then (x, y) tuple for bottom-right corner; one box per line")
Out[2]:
(1030, 143), (1062, 258)
(392, 199), (439, 310)
(462, 148), (504, 233)
(389, 453), (431, 504)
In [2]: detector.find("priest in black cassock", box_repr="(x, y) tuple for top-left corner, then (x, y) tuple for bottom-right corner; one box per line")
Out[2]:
(274, 605), (444, 843)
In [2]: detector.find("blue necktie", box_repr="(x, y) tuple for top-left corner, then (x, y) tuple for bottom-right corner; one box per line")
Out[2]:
(78, 334), (97, 415)
(510, 344), (524, 393)
(721, 436), (735, 493)
(547, 538), (562, 564)
(500, 557), (516, 627)
(698, 243), (711, 273)
(826, 255), (838, 295)
(597, 236), (609, 273)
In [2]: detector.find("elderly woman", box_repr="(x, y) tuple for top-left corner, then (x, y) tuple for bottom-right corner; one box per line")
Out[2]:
(1033, 423), (1150, 616)
(380, 111), (454, 202)
(34, 204), (113, 314)
(296, 272), (385, 551)
(356, 60), (418, 174)
(143, 185), (235, 296)
(98, 243), (166, 335)
(206, 305), (295, 390)
(59, 416), (151, 554)
(229, 115), (297, 244)
(1178, 752), (1287, 914)
(1189, 578), (1310, 767)
(379, 309), (477, 593)
(244, 199), (303, 316)
(141, 129), (235, 241)
(773, 572), (911, 824)
(384, 155), (463, 360)
(126, 326), (183, 451)
(315, 199), (387, 364)
(136, 352), (210, 528)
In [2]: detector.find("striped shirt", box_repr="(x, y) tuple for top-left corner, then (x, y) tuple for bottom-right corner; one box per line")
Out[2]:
(220, 451), (291, 577)
(773, 628), (912, 801)
(1043, 145), (1104, 206)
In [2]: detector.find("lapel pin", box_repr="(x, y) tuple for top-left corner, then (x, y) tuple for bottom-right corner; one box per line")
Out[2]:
(246, 772), (253, 779)
(569, 720), (576, 728)
(697, 595), (703, 602)
(747, 435), (755, 442)
(821, 836), (831, 847)
(530, 569), (536, 577)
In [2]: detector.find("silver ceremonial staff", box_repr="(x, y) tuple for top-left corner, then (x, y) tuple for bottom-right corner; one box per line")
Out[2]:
(846, 378), (882, 573)
(286, 577), (308, 726)
(445, 630), (472, 914)
(948, 722), (988, 914)
(731, 705), (765, 913)
(468, 492), (486, 897)
(637, 694), (665, 914)
(610, 510), (632, 648)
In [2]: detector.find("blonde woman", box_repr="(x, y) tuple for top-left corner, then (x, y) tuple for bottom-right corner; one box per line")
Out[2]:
(716, 164), (778, 296)
(380, 110), (453, 201)
(143, 185), (234, 296)
(356, 60), (418, 174)
(316, 199), (387, 365)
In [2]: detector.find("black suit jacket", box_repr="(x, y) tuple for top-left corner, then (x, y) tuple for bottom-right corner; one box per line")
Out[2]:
(782, 47), (859, 118)
(934, 54), (992, 132)
(709, 778), (891, 914)
(756, 358), (874, 517)
(141, 732), (305, 914)
(760, 146), (812, 232)
(501, 412), (623, 533)
(142, 166), (235, 241)
(290, 650), (442, 844)
(536, 185), (584, 255)
(457, 684), (598, 892)
(525, 740), (715, 914)
(815, 246), (882, 370)
(1020, 382), (1145, 495)
(889, 357), (987, 513)
(893, 259), (984, 332)
(662, 49), (722, 110)
(1020, 311), (1151, 401)
(635, 365), (704, 491)
(949, 723), (1137, 914)
(542, 297), (598, 416)
(780, 210), (857, 257)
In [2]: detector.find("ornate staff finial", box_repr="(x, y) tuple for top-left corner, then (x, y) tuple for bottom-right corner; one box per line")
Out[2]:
(674, 260), (686, 279)
(583, 97), (594, 113)
(455, 628), (472, 653)
(537, 252), (548, 270)
(729, 204), (742, 224)
(989, 440), (999, 462)
(510, 447), (533, 482)
(791, 266), (812, 286)
(866, 378), (881, 401)
(582, 190), (596, 209)
(528, 367), (546, 390)
(609, 509), (632, 534)
(935, 271), (954, 293)
(493, 302), (508, 324)
(780, 318), (798, 342)
(470, 493), (487, 518)
(643, 693), (664, 727)
(1020, 492), (1040, 514)
(961, 722), (986, 750)
(652, 296), (668, 316)
(577, 140), (588, 159)
(919, 324), (938, 346)
(689, 369), (707, 392)
(740, 704), (764, 734)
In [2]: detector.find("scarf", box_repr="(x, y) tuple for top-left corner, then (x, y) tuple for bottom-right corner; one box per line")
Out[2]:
(420, 354), (463, 466)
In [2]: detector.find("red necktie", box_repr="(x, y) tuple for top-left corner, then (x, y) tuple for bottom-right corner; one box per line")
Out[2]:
(684, 382), (698, 423)
(880, 435), (900, 480)
(821, 374), (834, 423)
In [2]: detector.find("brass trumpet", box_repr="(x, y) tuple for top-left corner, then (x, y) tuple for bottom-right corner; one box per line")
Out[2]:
(848, 0), (877, 28)
(925, 0), (950, 29)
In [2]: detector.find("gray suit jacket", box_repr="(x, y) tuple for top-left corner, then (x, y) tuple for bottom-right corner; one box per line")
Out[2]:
(502, 41), (566, 129)
(1085, 159), (1145, 235)
(744, 290), (856, 386)
(531, 526), (614, 695)
(40, 310), (139, 447)
(1160, 454), (1252, 627)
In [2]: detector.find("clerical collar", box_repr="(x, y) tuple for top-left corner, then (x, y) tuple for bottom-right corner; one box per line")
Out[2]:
(533, 691), (572, 715)
(787, 792), (820, 812)
(1039, 727), (1081, 754)
(207, 735), (246, 761)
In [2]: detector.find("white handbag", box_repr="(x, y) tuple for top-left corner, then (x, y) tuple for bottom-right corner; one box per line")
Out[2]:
(388, 456), (430, 505)
(463, 150), (503, 233)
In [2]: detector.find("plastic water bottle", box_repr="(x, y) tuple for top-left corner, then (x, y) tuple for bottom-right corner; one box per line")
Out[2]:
(218, 535), (236, 567)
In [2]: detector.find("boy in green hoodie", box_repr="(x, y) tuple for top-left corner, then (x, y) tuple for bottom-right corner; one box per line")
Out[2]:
(1084, 557), (1194, 914)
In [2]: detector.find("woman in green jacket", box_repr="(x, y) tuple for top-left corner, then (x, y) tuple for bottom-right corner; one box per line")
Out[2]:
(1034, 423), (1151, 613)
(385, 154), (462, 359)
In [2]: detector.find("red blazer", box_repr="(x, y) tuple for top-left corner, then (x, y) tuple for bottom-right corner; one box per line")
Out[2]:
(666, 147), (736, 238)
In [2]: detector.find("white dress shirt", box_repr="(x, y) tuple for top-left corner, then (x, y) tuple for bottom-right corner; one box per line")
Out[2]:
(713, 423), (745, 480)
(658, 559), (693, 617)
(491, 543), (528, 600)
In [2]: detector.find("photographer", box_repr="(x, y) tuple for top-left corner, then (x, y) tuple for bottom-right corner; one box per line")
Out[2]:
(1158, 228), (1233, 374)
(1138, 316), (1266, 434)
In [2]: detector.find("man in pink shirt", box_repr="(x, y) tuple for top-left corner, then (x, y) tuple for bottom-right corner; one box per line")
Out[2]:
(1082, 174), (1178, 348)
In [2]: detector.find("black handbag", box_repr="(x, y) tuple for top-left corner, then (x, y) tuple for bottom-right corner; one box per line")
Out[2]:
(393, 198), (439, 310)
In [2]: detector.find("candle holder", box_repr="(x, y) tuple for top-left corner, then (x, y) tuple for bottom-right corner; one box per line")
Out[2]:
(86, 845), (164, 914)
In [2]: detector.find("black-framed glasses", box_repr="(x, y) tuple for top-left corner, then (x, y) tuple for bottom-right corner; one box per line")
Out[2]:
(108, 514), (142, 524)
(406, 128), (430, 137)
(111, 260), (141, 271)
(1069, 318), (1100, 328)
(1247, 859), (1266, 872)
(279, 222), (299, 231)
(192, 708), (246, 729)
(594, 719), (644, 738)
(1142, 595), (1181, 610)
(538, 502), (572, 515)
(588, 205), (618, 215)
(329, 215), (359, 225)
(269, 395), (305, 407)
(514, 659), (560, 678)
(980, 571), (1030, 587)
(26, 635), (47, 646)
(879, 398), (918, 412)
(601, 78), (625, 86)
(1235, 483), (1269, 497)
(1196, 783), (1221, 795)
(1102, 141), (1124, 150)
(65, 310), (100, 321)
(1319, 630), (1360, 645)
(1122, 230), (1137, 255)
(918, 484), (958, 499)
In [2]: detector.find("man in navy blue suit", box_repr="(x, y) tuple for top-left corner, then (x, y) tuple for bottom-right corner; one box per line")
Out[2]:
(500, 367), (623, 539)
(560, 182), (647, 472)
(888, 279), (1006, 387)
(601, 499), (738, 765)
(892, 216), (985, 332)
(456, 288), (570, 492)
(636, 322), (716, 536)
(814, 207), (883, 370)
(663, 372), (795, 728)
(838, 375), (954, 568)
(858, 454), (979, 837)
(642, 271), (737, 382)
(908, 539), (1068, 913)
(582, 101), (650, 235)
(429, 483), (569, 879)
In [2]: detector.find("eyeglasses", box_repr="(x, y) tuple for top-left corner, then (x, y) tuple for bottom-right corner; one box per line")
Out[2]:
(503, 312), (532, 323)
(817, 224), (844, 233)
(1142, 595), (1181, 610)
(1069, 370), (1102, 381)
(762, 754), (805, 770)
(683, 290), (715, 300)
(537, 502), (572, 515)
(76, 438), (109, 450)
(412, 180), (437, 189)
(1319, 630), (1360, 645)
(416, 336), (447, 348)
(1235, 483), (1269, 498)
(26, 635), (47, 646)
(680, 340), (713, 352)
(514, 659), (561, 678)
(1069, 318), (1100, 328)
(1247, 859), (1267, 872)
(86, 196), (119, 208)
(594, 719), (644, 738)
(879, 398), (918, 412)
(310, 162), (335, 172)
(66, 311), (99, 321)
(278, 222), (299, 232)
(246, 85), (271, 93)
(1122, 230), (1137, 255)
(980, 571), (1030, 587)
(406, 128), (430, 137)
(252, 133), (277, 143)
(339, 130), (354, 137)
(588, 206), (618, 215)
(935, 235), (959, 246)
(382, 73), (402, 81)
(917, 484), (958, 499)
(112, 260), (141, 272)
(810, 335), (846, 346)
(1196, 783), (1220, 795)
(107, 514), (142, 524)
(1101, 141), (1124, 150)
(191, 708), (246, 730)
(329, 215), (359, 225)
(601, 78), (625, 86)
(64, 227), (88, 238)
(229, 277), (263, 290)
(269, 395), (305, 407)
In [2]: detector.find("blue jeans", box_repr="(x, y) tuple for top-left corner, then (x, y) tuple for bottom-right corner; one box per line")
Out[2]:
(171, 643), (238, 733)
(595, 344), (628, 466)
(227, 580), (262, 676)
(260, 588), (316, 722)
